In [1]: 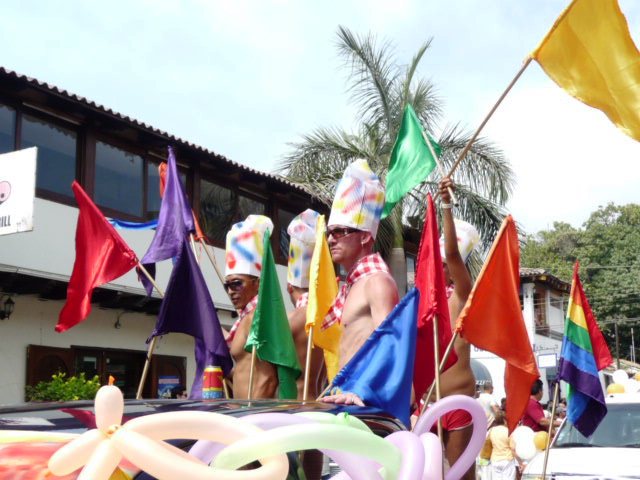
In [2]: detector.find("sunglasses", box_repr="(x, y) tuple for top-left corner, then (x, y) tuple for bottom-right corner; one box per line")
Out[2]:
(223, 280), (245, 292)
(326, 227), (360, 240)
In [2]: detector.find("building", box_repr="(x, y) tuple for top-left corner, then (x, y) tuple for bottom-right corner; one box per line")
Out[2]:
(471, 268), (570, 403)
(0, 67), (326, 404)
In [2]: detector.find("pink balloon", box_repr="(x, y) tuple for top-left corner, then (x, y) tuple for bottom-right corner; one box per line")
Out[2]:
(413, 395), (487, 480)
(419, 433), (442, 480)
(385, 431), (425, 480)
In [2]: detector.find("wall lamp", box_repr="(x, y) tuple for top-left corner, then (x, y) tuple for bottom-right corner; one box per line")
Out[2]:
(0, 296), (15, 320)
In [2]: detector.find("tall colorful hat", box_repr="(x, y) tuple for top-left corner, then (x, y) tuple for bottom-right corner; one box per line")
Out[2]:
(327, 159), (385, 239)
(440, 218), (480, 263)
(287, 209), (319, 288)
(225, 215), (274, 277)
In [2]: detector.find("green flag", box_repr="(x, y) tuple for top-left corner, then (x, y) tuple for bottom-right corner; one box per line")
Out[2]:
(382, 104), (440, 218)
(245, 231), (302, 399)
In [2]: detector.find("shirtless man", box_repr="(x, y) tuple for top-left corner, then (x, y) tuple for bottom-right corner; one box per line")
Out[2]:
(431, 177), (478, 480)
(286, 209), (326, 400)
(224, 215), (277, 399)
(320, 159), (399, 406)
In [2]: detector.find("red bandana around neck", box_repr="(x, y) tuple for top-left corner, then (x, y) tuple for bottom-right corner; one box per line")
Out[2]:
(295, 292), (309, 309)
(226, 295), (258, 345)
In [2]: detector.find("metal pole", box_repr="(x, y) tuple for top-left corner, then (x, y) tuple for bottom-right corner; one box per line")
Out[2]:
(615, 319), (621, 369)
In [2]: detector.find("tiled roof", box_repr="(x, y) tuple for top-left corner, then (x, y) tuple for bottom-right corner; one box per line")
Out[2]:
(0, 66), (314, 197)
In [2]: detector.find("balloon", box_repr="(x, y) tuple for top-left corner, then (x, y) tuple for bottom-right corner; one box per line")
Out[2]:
(419, 433), (442, 480)
(634, 372), (640, 381)
(515, 436), (537, 461)
(412, 394), (487, 480)
(533, 431), (549, 450)
(511, 425), (534, 445)
(612, 369), (628, 384)
(622, 379), (640, 393)
(607, 382), (625, 394)
(213, 423), (401, 480)
(385, 431), (425, 480)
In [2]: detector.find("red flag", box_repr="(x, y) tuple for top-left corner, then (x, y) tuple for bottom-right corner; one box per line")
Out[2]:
(56, 182), (138, 332)
(413, 194), (457, 402)
(455, 215), (539, 432)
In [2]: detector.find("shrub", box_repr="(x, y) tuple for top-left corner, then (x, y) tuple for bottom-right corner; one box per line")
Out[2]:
(25, 372), (101, 401)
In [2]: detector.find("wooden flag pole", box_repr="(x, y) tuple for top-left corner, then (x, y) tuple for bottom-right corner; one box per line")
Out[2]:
(199, 238), (226, 286)
(302, 326), (315, 402)
(443, 58), (533, 182)
(136, 262), (165, 400)
(433, 314), (444, 457)
(541, 382), (560, 480)
(247, 345), (257, 405)
(316, 381), (333, 401)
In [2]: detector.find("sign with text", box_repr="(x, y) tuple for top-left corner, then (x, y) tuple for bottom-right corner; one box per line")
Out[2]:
(0, 147), (37, 236)
(537, 352), (558, 368)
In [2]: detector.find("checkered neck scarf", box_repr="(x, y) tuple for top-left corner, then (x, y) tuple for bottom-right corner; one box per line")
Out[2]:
(226, 295), (258, 345)
(322, 253), (390, 330)
(295, 292), (309, 309)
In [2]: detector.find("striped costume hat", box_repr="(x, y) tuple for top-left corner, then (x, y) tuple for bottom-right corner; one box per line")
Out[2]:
(225, 215), (273, 277)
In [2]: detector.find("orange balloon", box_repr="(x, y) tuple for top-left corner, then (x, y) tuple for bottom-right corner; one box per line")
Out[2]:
(533, 431), (549, 450)
(607, 383), (625, 394)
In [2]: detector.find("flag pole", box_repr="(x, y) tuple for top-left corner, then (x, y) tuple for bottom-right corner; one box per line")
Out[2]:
(419, 129), (457, 206)
(541, 381), (560, 480)
(302, 326), (315, 402)
(433, 314), (444, 457)
(445, 58), (533, 180)
(316, 381), (333, 401)
(247, 345), (257, 405)
(136, 262), (165, 400)
(198, 238), (226, 286)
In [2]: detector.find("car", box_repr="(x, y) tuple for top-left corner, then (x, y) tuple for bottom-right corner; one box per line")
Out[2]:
(0, 398), (405, 480)
(522, 392), (640, 479)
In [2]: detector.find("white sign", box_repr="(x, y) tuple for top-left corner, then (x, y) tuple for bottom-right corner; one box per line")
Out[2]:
(0, 147), (37, 236)
(537, 352), (558, 368)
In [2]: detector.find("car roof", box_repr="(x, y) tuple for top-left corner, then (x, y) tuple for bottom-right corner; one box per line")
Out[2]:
(0, 399), (405, 436)
(604, 392), (640, 405)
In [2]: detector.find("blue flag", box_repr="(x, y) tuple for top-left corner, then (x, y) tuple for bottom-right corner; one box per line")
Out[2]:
(329, 288), (419, 427)
(149, 239), (232, 399)
(140, 146), (195, 295)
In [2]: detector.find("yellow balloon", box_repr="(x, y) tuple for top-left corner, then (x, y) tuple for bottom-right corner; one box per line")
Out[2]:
(634, 372), (640, 381)
(533, 431), (549, 450)
(607, 383), (625, 394)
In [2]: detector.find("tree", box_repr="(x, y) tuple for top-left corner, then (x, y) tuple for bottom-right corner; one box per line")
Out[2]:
(521, 203), (640, 362)
(278, 26), (514, 289)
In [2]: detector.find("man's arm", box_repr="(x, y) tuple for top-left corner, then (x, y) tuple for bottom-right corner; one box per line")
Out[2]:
(440, 177), (472, 319)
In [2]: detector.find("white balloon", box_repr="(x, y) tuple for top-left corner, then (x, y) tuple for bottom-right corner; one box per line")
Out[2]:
(515, 438), (538, 461)
(623, 378), (640, 393)
(511, 425), (534, 445)
(612, 369), (628, 384)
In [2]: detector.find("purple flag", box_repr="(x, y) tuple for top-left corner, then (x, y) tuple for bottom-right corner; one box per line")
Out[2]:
(140, 146), (195, 295)
(149, 239), (232, 399)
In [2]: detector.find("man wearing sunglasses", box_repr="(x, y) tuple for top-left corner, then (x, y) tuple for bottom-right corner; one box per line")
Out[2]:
(224, 215), (278, 400)
(321, 160), (399, 407)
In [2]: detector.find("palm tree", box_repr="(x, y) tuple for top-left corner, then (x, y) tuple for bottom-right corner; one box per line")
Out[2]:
(279, 26), (514, 290)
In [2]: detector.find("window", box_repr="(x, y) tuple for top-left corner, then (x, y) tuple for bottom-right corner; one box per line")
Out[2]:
(95, 141), (143, 217)
(0, 104), (15, 154)
(406, 253), (416, 290)
(146, 161), (188, 219)
(21, 115), (76, 197)
(199, 179), (266, 245)
(278, 208), (296, 260)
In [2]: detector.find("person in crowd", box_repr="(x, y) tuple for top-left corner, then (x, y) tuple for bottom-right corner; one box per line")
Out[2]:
(521, 378), (561, 432)
(487, 411), (518, 480)
(478, 382), (500, 427)
(286, 209), (326, 400)
(321, 159), (399, 406)
(224, 215), (278, 399)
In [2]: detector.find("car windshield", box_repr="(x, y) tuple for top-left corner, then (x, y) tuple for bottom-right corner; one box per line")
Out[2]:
(555, 403), (640, 448)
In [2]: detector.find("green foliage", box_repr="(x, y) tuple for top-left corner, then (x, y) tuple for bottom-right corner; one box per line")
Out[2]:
(25, 372), (101, 402)
(521, 203), (640, 361)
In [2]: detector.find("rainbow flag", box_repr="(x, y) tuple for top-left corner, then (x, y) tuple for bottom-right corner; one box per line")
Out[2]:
(558, 262), (613, 437)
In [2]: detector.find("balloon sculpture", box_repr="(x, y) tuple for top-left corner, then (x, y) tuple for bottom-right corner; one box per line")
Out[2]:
(45, 385), (487, 480)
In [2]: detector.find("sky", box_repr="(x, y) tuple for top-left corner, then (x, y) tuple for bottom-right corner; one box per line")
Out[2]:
(2, 0), (639, 234)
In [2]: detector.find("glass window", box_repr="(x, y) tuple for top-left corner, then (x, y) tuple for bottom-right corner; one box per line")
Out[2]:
(406, 254), (416, 290)
(95, 141), (143, 217)
(0, 104), (15, 154)
(21, 115), (76, 197)
(146, 161), (187, 219)
(199, 180), (266, 244)
(278, 209), (296, 260)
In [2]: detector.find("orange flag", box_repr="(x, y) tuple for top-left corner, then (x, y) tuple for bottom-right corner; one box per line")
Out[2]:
(455, 215), (539, 432)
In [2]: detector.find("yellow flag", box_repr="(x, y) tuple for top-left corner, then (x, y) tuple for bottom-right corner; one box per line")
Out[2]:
(531, 0), (640, 142)
(306, 215), (342, 380)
